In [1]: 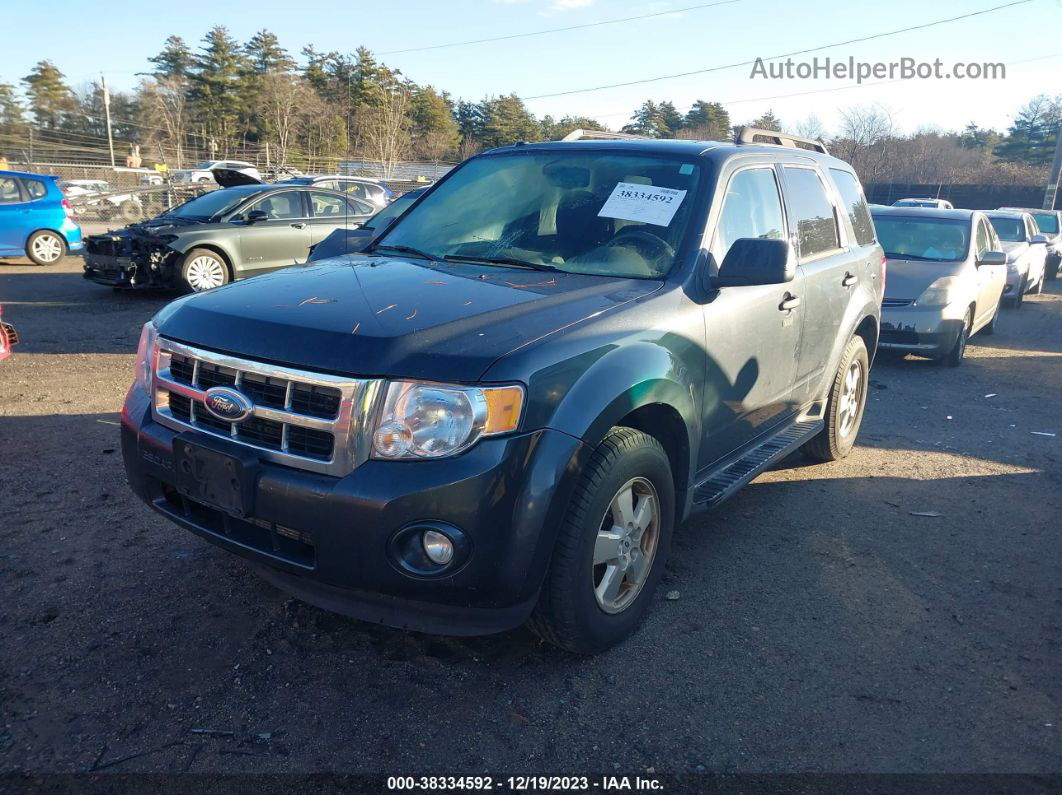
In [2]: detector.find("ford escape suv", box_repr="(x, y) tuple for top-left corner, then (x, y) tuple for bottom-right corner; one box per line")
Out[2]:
(122, 130), (882, 653)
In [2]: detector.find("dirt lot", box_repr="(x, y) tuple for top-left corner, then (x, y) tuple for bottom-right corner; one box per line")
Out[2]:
(1, 240), (1060, 776)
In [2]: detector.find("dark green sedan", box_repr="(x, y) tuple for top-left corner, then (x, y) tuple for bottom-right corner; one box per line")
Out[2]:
(82, 182), (375, 292)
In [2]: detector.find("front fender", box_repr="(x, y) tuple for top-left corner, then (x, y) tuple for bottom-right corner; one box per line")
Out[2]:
(168, 234), (238, 267)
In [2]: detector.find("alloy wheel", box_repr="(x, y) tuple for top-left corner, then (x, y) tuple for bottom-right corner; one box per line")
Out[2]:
(592, 476), (661, 614)
(31, 233), (63, 263)
(837, 360), (864, 438)
(185, 256), (226, 291)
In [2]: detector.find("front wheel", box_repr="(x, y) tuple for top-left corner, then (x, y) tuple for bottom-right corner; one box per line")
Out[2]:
(25, 230), (66, 265)
(981, 299), (1001, 335)
(940, 309), (971, 367)
(529, 427), (675, 654)
(180, 248), (230, 292)
(803, 335), (869, 462)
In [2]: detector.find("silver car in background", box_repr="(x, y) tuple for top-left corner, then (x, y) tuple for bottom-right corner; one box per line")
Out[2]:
(998, 207), (1062, 280)
(871, 207), (1007, 366)
(277, 176), (394, 211)
(985, 211), (1049, 307)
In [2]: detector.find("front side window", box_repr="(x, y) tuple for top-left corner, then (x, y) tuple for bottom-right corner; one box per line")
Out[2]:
(974, 219), (991, 259)
(988, 216), (1026, 242)
(872, 216), (970, 262)
(0, 177), (21, 203)
(829, 169), (876, 246)
(377, 151), (702, 278)
(248, 191), (303, 220)
(710, 168), (785, 265)
(782, 167), (840, 259)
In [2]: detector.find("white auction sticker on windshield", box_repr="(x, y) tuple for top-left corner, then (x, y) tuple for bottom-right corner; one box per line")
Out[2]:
(598, 182), (687, 227)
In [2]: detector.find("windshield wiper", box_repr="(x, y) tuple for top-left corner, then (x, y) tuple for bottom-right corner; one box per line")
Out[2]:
(443, 254), (560, 272)
(367, 243), (437, 261)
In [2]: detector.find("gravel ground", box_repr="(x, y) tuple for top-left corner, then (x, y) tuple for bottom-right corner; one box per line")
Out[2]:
(1, 242), (1060, 776)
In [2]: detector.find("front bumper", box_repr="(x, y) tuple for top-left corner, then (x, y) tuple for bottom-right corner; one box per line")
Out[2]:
(82, 235), (180, 288)
(879, 303), (964, 355)
(120, 383), (590, 635)
(1004, 266), (1028, 299)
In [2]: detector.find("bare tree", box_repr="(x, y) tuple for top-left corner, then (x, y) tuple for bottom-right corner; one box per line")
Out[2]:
(257, 72), (309, 169)
(792, 114), (826, 142)
(831, 104), (896, 183)
(359, 83), (413, 178)
(139, 76), (189, 168)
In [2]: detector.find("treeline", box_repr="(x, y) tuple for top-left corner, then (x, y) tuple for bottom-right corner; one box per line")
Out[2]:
(0, 25), (1058, 185)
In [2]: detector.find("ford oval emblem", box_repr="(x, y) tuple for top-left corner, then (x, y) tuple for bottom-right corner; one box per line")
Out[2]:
(203, 387), (253, 423)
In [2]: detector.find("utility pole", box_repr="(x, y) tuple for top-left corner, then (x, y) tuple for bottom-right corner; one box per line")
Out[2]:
(101, 73), (116, 169)
(1044, 120), (1062, 211)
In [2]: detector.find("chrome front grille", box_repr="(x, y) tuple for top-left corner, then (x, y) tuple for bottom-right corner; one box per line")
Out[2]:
(881, 298), (914, 308)
(151, 338), (382, 476)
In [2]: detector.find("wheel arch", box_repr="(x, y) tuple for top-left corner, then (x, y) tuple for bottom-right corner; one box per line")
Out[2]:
(614, 402), (691, 518)
(180, 243), (236, 281)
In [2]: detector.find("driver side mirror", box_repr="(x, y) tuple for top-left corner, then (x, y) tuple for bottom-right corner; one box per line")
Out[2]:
(245, 209), (268, 224)
(713, 238), (795, 287)
(1031, 234), (1048, 245)
(976, 250), (1006, 267)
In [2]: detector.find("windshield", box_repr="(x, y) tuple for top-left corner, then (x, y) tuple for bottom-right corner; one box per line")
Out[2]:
(377, 151), (702, 278)
(872, 216), (970, 261)
(196, 161), (217, 170)
(988, 216), (1026, 242)
(894, 200), (936, 207)
(166, 187), (257, 219)
(1031, 212), (1058, 234)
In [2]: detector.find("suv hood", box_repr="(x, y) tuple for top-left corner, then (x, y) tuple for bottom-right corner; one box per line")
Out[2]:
(155, 256), (661, 381)
(999, 240), (1028, 259)
(884, 257), (963, 300)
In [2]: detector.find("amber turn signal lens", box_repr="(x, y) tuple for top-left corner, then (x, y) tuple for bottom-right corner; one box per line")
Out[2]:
(483, 386), (524, 434)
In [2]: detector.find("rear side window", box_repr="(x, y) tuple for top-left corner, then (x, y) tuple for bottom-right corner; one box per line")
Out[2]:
(710, 167), (786, 265)
(24, 179), (47, 199)
(310, 192), (346, 217)
(829, 169), (875, 246)
(338, 181), (370, 199)
(0, 177), (21, 203)
(783, 167), (840, 259)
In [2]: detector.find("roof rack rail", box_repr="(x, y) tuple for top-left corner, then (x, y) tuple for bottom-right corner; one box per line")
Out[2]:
(735, 126), (828, 155)
(559, 129), (650, 142)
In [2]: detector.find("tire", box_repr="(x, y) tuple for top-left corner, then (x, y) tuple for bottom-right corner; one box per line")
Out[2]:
(180, 248), (230, 293)
(1010, 288), (1024, 310)
(981, 299), (1001, 335)
(25, 230), (66, 266)
(940, 309), (971, 368)
(1033, 270), (1044, 295)
(528, 427), (675, 654)
(1048, 257), (1059, 281)
(803, 335), (869, 462)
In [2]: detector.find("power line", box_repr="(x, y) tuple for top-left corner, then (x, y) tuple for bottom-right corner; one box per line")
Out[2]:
(380, 0), (742, 55)
(521, 0), (1034, 100)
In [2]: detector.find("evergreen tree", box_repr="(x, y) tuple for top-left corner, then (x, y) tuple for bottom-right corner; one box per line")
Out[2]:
(22, 61), (77, 130)
(245, 30), (295, 74)
(410, 86), (459, 160)
(0, 83), (26, 133)
(658, 101), (684, 136)
(683, 100), (731, 139)
(188, 26), (250, 150)
(623, 100), (668, 137)
(748, 109), (783, 132)
(540, 115), (606, 140)
(148, 36), (194, 79)
(994, 95), (1061, 167)
(478, 94), (540, 149)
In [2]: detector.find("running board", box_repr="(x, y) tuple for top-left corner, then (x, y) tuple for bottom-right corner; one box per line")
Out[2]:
(691, 419), (823, 510)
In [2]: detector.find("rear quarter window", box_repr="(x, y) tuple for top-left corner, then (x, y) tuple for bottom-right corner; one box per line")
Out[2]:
(829, 169), (876, 246)
(0, 177), (21, 203)
(24, 179), (48, 199)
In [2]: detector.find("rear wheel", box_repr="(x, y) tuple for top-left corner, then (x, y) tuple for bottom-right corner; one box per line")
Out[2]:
(1010, 288), (1024, 310)
(803, 335), (869, 462)
(180, 248), (230, 292)
(25, 230), (66, 265)
(119, 200), (141, 222)
(529, 427), (675, 654)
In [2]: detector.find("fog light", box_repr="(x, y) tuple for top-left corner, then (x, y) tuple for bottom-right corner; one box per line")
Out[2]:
(422, 530), (454, 565)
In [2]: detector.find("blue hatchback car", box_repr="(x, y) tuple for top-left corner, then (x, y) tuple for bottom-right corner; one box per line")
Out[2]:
(0, 170), (83, 265)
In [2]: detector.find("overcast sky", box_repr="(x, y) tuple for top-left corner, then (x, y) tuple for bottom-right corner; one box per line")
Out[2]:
(4, 0), (1061, 136)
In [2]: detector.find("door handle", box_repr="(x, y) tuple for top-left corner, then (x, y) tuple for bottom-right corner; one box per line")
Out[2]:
(842, 272), (858, 287)
(290, 222), (306, 229)
(779, 293), (801, 312)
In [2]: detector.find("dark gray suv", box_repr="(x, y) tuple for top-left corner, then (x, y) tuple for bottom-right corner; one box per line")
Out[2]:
(122, 130), (883, 652)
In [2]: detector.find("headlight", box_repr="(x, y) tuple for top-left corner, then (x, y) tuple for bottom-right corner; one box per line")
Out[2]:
(915, 276), (962, 307)
(135, 321), (158, 393)
(371, 381), (524, 460)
